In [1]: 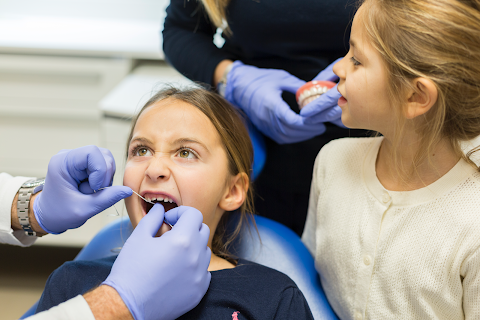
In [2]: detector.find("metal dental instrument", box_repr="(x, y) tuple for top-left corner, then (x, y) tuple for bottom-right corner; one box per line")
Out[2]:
(95, 187), (174, 228)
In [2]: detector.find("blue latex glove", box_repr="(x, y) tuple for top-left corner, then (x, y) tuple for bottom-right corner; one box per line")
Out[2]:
(300, 58), (346, 128)
(103, 204), (211, 320)
(224, 61), (325, 144)
(33, 145), (132, 234)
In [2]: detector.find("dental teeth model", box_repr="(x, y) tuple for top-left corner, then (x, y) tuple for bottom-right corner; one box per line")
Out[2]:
(296, 80), (336, 109)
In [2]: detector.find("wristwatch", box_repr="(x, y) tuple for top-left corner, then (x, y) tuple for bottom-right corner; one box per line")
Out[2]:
(17, 178), (45, 236)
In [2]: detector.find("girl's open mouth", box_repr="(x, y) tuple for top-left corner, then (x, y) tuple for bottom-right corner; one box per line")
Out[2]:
(142, 197), (178, 215)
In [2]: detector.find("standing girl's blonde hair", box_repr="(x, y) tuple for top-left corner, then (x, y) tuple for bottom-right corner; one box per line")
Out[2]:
(199, 0), (231, 34)
(361, 0), (480, 176)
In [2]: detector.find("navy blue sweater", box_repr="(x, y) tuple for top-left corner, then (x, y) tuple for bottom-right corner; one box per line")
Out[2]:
(36, 256), (314, 320)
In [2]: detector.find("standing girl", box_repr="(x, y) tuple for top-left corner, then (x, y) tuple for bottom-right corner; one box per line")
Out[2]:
(302, 0), (480, 318)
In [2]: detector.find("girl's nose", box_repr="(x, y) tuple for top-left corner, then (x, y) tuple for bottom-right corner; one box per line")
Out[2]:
(145, 157), (171, 181)
(332, 57), (346, 80)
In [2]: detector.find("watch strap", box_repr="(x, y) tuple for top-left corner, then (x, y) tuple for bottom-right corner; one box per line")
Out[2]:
(17, 187), (36, 236)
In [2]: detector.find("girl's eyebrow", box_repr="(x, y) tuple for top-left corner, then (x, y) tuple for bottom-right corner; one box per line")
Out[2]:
(129, 136), (210, 153)
(129, 137), (154, 145)
(174, 138), (210, 153)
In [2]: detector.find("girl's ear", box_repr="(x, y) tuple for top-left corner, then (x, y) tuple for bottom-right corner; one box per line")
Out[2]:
(219, 172), (248, 212)
(405, 78), (438, 119)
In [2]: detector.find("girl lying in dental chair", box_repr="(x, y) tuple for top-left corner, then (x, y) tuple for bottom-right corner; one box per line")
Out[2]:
(35, 87), (314, 320)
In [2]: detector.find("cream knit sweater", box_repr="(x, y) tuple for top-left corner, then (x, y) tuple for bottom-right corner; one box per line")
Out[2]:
(302, 137), (480, 320)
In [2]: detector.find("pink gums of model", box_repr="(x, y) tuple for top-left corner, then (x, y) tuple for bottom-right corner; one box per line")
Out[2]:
(296, 80), (336, 109)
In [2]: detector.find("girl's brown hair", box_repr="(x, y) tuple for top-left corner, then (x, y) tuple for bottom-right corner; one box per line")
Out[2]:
(126, 86), (255, 260)
(360, 0), (480, 175)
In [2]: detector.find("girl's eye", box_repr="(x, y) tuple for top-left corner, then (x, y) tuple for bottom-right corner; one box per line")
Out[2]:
(350, 56), (361, 66)
(178, 148), (197, 159)
(134, 147), (152, 157)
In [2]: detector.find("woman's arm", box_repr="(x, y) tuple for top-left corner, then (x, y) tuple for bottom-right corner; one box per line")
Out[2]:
(162, 0), (233, 85)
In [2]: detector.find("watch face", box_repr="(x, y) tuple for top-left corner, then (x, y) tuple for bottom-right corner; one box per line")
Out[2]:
(23, 178), (45, 188)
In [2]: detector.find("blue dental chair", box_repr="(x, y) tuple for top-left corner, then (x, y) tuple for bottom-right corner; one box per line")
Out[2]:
(20, 124), (337, 319)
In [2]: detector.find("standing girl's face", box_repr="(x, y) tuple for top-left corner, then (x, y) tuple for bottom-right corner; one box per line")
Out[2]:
(333, 5), (396, 135)
(123, 98), (233, 242)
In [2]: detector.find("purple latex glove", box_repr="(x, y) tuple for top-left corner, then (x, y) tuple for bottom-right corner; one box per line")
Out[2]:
(224, 61), (326, 144)
(300, 58), (346, 128)
(33, 145), (132, 234)
(103, 204), (211, 320)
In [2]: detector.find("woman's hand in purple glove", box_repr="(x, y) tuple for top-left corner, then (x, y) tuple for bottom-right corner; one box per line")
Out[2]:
(33, 145), (132, 234)
(300, 58), (346, 128)
(224, 61), (327, 144)
(103, 204), (211, 320)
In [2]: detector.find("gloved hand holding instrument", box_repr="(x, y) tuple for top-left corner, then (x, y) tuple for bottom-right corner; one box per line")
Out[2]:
(103, 203), (212, 320)
(33, 145), (133, 234)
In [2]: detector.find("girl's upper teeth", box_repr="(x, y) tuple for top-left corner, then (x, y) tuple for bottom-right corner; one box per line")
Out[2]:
(144, 196), (175, 203)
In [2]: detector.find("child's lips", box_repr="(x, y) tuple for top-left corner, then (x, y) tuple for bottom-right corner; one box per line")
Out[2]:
(338, 96), (348, 107)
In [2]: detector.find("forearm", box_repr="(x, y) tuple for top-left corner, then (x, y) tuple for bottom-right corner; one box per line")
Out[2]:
(84, 285), (133, 320)
(213, 59), (234, 86)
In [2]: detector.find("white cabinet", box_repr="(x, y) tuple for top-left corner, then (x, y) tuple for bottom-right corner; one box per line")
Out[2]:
(0, 0), (175, 247)
(0, 54), (131, 177)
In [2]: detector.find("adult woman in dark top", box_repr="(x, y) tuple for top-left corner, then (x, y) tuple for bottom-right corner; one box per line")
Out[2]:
(163, 0), (367, 235)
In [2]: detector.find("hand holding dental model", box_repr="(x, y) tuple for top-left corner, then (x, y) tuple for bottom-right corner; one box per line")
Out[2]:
(224, 61), (326, 144)
(103, 203), (211, 320)
(224, 60), (344, 144)
(33, 145), (133, 234)
(299, 58), (345, 128)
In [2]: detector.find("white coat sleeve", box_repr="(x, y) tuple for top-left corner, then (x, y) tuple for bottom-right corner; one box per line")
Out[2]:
(24, 295), (95, 320)
(0, 172), (37, 246)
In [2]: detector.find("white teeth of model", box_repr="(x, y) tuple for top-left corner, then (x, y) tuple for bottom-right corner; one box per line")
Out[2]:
(145, 197), (151, 202)
(163, 198), (169, 203)
(151, 197), (157, 201)
(169, 199), (173, 203)
(156, 196), (163, 201)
